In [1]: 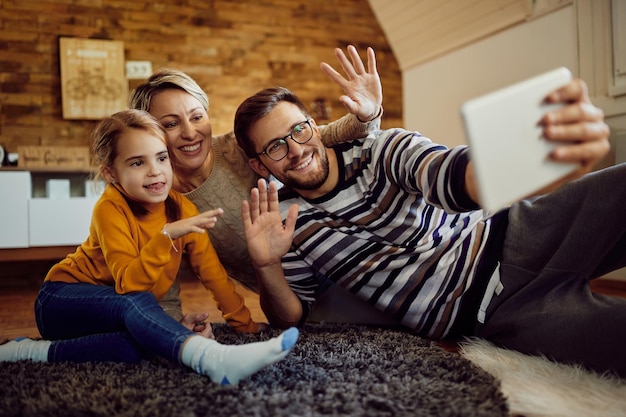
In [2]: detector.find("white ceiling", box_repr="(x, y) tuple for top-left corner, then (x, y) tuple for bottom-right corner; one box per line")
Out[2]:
(366, 0), (572, 71)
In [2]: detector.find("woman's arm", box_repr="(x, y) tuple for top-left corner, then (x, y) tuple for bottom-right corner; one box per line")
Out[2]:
(189, 236), (259, 333)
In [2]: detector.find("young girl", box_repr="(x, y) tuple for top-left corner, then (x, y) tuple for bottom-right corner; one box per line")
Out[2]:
(0, 109), (298, 385)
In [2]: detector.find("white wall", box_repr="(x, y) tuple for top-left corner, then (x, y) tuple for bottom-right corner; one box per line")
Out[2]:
(403, 6), (577, 147)
(401, 4), (626, 281)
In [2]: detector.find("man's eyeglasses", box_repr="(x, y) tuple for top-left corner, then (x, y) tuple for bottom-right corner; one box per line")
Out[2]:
(255, 120), (313, 162)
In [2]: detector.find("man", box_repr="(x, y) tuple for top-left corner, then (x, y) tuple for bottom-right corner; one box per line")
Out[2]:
(234, 46), (624, 377)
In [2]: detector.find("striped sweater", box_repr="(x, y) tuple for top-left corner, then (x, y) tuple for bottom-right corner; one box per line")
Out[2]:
(278, 129), (498, 339)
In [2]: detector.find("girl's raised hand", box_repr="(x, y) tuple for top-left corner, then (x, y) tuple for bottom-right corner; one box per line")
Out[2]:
(164, 208), (224, 239)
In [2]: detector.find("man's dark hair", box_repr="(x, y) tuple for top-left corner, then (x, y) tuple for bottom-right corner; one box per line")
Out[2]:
(234, 86), (310, 158)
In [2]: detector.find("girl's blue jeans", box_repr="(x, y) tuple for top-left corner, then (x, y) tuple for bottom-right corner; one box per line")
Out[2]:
(35, 281), (194, 363)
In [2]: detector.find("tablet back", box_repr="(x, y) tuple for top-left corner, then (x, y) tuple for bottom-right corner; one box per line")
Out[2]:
(461, 67), (578, 211)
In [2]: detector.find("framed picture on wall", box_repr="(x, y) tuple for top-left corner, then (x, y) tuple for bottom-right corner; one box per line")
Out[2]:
(59, 37), (128, 120)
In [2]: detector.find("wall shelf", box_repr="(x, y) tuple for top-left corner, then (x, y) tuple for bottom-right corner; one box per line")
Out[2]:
(0, 246), (79, 262)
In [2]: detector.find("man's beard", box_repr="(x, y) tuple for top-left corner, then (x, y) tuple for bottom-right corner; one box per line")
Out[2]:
(280, 150), (330, 191)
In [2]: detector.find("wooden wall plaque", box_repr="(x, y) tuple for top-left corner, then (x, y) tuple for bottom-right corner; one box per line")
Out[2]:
(59, 37), (128, 120)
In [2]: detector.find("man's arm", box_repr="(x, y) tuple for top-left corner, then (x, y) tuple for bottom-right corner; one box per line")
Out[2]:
(255, 265), (303, 329)
(242, 179), (303, 328)
(464, 78), (610, 205)
(318, 45), (383, 147)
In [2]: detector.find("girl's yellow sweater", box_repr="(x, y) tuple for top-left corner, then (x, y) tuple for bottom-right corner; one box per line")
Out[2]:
(45, 184), (257, 333)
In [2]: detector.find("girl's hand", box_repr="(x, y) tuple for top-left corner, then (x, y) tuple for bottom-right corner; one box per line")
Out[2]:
(165, 208), (224, 239)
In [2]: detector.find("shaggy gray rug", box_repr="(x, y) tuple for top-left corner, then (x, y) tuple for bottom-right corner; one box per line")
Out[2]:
(0, 324), (508, 417)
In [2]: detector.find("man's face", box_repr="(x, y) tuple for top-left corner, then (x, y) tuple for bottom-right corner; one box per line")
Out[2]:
(249, 102), (334, 199)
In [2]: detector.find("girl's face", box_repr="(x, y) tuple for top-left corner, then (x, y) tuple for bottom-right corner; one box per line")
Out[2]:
(148, 88), (213, 173)
(104, 128), (173, 205)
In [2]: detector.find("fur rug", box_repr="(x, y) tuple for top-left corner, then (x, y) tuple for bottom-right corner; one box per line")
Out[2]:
(460, 338), (626, 417)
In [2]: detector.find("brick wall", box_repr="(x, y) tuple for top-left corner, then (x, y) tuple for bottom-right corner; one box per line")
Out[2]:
(0, 0), (402, 155)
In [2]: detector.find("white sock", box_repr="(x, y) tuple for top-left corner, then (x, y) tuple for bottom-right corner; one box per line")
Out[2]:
(181, 327), (299, 385)
(0, 337), (51, 362)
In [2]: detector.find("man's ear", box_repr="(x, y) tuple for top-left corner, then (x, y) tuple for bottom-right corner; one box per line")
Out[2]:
(309, 118), (325, 142)
(248, 157), (271, 178)
(310, 118), (320, 132)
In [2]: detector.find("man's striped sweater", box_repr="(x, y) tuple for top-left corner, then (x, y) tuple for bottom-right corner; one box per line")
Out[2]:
(278, 129), (504, 339)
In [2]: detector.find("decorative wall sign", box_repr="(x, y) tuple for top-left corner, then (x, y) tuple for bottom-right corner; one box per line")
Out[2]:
(17, 145), (90, 170)
(59, 37), (128, 119)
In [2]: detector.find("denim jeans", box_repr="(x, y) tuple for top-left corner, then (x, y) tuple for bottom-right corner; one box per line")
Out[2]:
(35, 281), (194, 363)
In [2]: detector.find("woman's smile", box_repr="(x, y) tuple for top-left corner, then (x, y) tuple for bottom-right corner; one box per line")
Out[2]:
(179, 141), (202, 153)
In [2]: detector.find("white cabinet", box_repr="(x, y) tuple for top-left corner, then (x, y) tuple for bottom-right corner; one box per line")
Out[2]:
(28, 198), (97, 246)
(0, 170), (100, 248)
(0, 171), (31, 248)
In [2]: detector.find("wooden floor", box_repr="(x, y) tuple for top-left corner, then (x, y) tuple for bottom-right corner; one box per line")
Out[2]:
(0, 261), (266, 341)
(1, 260), (625, 341)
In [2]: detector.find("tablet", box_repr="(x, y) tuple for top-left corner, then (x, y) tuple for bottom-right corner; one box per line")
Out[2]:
(461, 67), (578, 211)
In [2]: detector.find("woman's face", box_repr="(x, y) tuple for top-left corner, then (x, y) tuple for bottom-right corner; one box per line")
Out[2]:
(148, 88), (213, 173)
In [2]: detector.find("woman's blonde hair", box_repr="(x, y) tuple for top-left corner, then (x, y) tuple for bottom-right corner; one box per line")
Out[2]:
(129, 68), (209, 112)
